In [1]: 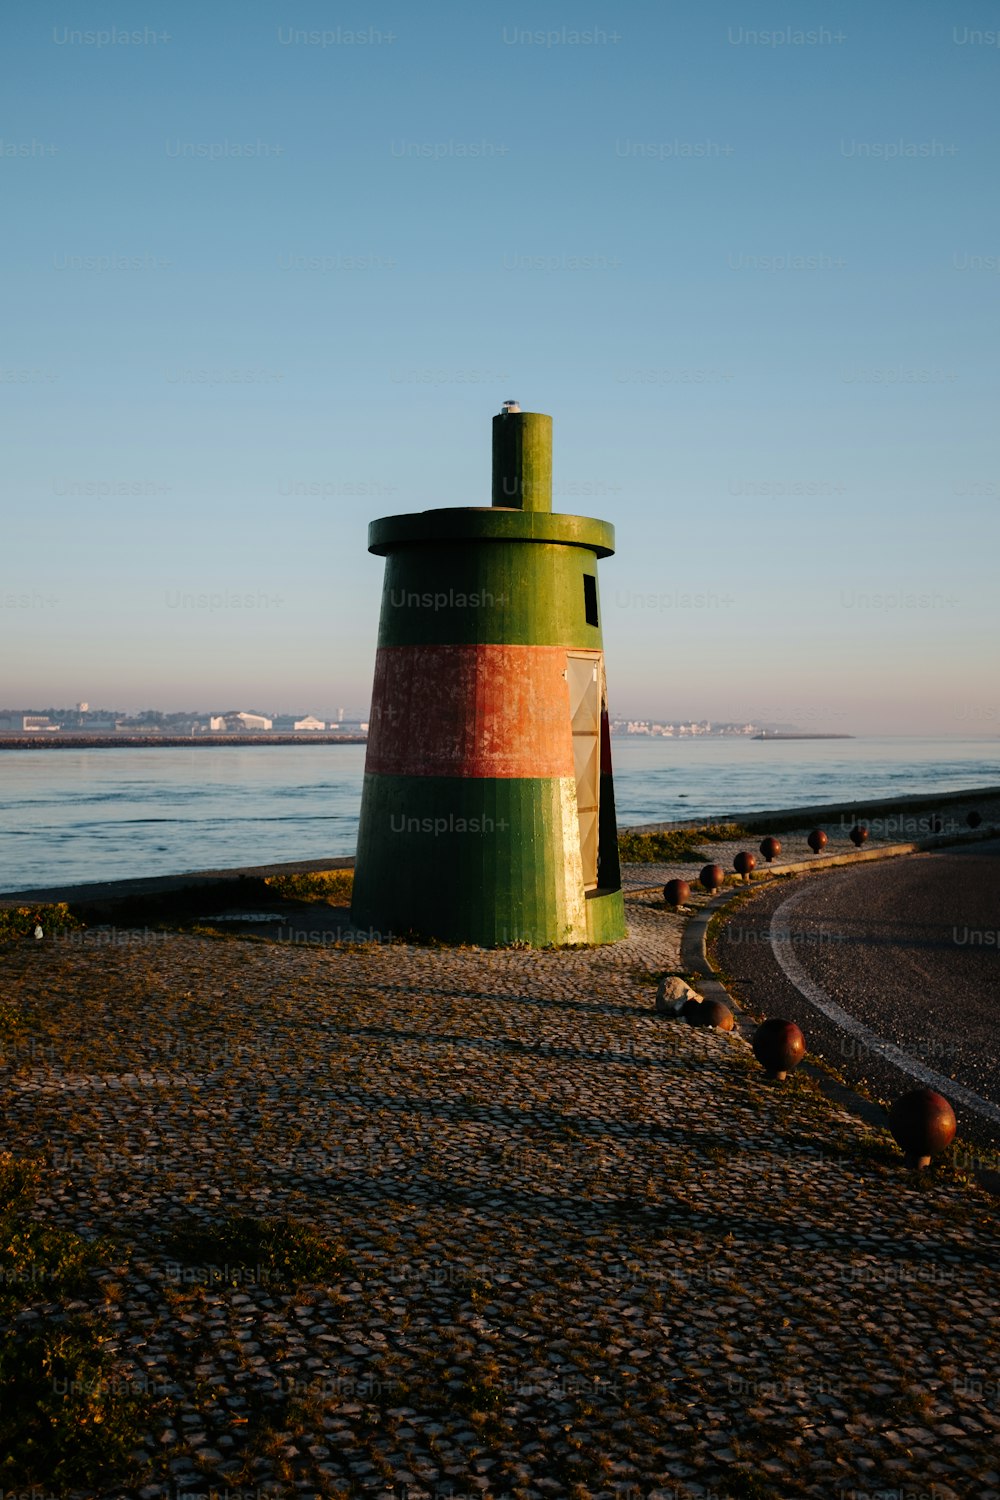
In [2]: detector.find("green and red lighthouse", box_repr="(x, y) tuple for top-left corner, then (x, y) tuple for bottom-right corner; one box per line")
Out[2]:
(351, 403), (627, 948)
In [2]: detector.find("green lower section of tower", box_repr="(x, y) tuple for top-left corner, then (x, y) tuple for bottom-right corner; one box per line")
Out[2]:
(352, 772), (626, 949)
(583, 887), (628, 946)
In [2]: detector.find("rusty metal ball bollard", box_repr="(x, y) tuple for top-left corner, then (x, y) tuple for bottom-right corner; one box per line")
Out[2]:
(752, 1018), (806, 1081)
(699, 863), (725, 894)
(807, 829), (827, 855)
(733, 851), (756, 884)
(759, 835), (781, 863)
(694, 998), (735, 1031)
(849, 824), (869, 848)
(888, 1088), (957, 1170)
(967, 810), (982, 829)
(664, 878), (690, 909)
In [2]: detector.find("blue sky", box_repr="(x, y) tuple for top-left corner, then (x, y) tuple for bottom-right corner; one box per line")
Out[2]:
(2, 1), (998, 733)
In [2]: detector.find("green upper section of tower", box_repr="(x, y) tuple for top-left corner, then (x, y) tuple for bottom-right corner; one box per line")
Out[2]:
(367, 405), (615, 558)
(492, 408), (552, 511)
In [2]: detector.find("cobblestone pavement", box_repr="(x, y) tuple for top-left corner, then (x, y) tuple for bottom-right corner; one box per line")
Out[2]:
(2, 888), (998, 1500)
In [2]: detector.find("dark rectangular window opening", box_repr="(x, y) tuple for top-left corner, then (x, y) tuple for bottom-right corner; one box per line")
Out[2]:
(583, 574), (599, 627)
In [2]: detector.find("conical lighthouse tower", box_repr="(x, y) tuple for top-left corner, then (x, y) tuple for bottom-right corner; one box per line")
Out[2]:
(351, 404), (626, 948)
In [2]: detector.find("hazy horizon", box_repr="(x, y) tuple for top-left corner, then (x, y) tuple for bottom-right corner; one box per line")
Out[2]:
(1, 697), (997, 743)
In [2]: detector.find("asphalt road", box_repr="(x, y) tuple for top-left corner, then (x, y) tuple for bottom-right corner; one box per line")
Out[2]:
(711, 839), (1000, 1155)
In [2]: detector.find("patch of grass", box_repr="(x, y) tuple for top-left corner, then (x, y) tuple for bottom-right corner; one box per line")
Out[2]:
(0, 1155), (109, 1313)
(159, 1210), (356, 1287)
(0, 1154), (37, 1213)
(0, 1220), (107, 1313)
(0, 1318), (147, 1490)
(264, 868), (353, 905)
(0, 1154), (146, 1491)
(697, 821), (754, 843)
(618, 830), (697, 862)
(618, 823), (751, 864)
(0, 903), (84, 944)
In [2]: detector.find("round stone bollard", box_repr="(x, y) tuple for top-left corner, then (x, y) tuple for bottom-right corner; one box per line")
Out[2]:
(664, 878), (691, 909)
(849, 824), (869, 848)
(759, 835), (781, 863)
(694, 998), (735, 1031)
(733, 851), (756, 884)
(888, 1088), (957, 1170)
(699, 863), (725, 894)
(967, 810), (982, 829)
(752, 1018), (806, 1080)
(807, 829), (828, 855)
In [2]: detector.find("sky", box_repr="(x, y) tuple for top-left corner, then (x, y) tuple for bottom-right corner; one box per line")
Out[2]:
(2, 1), (998, 735)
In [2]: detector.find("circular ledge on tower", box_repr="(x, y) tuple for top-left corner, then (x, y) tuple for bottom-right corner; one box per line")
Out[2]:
(368, 507), (616, 558)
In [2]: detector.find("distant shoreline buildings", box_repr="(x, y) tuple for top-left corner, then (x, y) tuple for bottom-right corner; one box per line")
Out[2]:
(0, 705), (369, 735)
(610, 720), (758, 737)
(1, 708), (830, 741)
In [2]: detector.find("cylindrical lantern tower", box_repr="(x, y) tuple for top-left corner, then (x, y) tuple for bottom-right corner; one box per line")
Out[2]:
(351, 403), (627, 948)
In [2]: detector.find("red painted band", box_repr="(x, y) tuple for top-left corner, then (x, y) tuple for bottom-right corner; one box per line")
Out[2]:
(365, 644), (577, 779)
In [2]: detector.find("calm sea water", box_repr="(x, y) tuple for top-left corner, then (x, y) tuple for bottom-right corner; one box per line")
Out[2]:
(0, 737), (997, 894)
